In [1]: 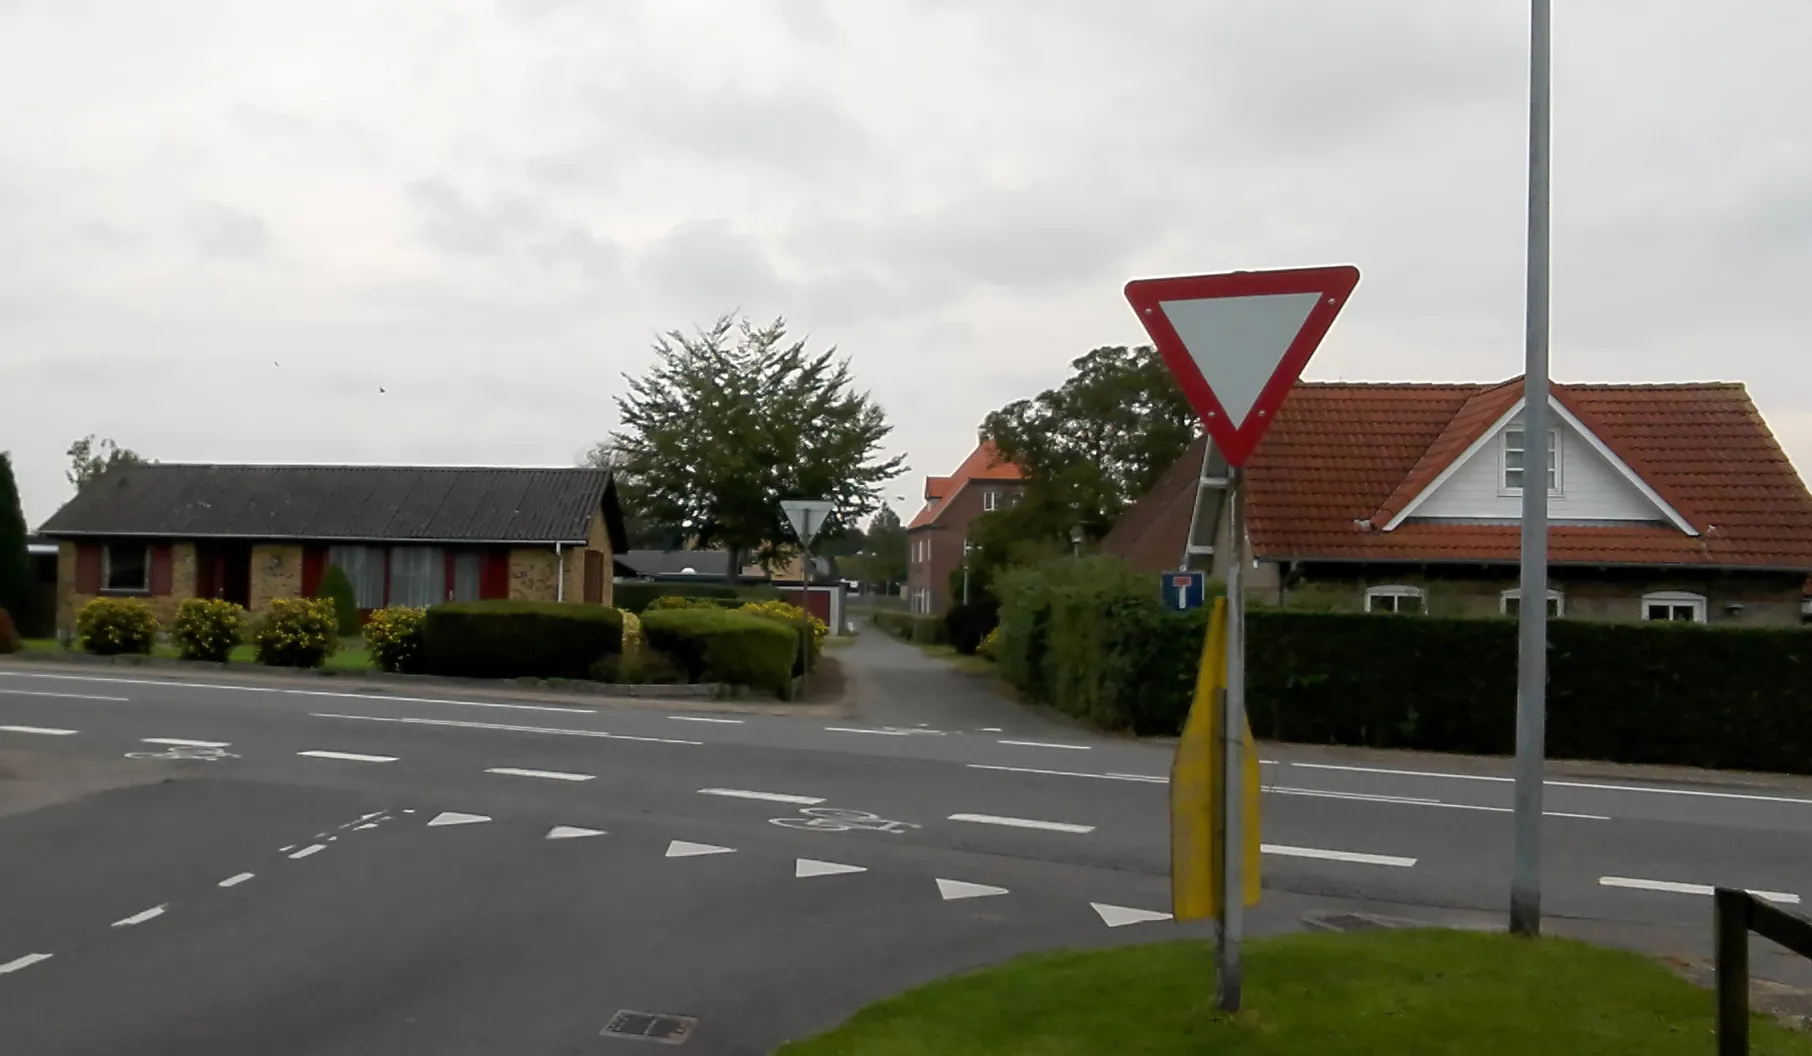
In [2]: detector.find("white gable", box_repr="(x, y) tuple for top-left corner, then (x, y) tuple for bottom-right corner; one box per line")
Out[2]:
(1385, 396), (1695, 533)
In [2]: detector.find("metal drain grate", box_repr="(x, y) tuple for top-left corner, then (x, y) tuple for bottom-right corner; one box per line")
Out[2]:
(602, 1010), (697, 1045)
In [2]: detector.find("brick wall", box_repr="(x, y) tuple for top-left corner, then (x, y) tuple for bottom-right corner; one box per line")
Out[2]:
(907, 481), (1023, 613)
(58, 541), (204, 635)
(249, 544), (304, 612)
(509, 548), (558, 601)
(557, 511), (614, 607)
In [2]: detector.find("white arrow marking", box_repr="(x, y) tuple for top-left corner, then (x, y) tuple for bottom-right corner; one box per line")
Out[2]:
(426, 811), (491, 828)
(1091, 902), (1173, 928)
(796, 858), (866, 878)
(936, 878), (1008, 901)
(546, 825), (606, 840)
(665, 840), (735, 858)
(0, 953), (52, 975)
(112, 905), (167, 927)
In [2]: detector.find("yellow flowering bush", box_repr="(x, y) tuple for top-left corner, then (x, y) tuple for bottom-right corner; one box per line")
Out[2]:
(738, 600), (828, 658)
(252, 597), (339, 668)
(977, 626), (1002, 662)
(171, 598), (246, 663)
(363, 606), (425, 673)
(76, 597), (159, 655)
(620, 609), (644, 653)
(646, 594), (720, 612)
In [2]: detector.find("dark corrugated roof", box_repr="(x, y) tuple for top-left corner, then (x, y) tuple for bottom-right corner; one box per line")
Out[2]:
(38, 464), (627, 548)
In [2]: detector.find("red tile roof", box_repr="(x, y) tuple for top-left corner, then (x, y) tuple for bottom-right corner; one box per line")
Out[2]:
(907, 441), (1024, 531)
(1105, 378), (1812, 571)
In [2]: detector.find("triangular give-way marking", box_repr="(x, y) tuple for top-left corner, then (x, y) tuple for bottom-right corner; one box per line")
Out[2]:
(426, 811), (491, 828)
(666, 840), (735, 858)
(545, 825), (606, 840)
(1091, 902), (1174, 928)
(937, 878), (1008, 901)
(796, 858), (866, 878)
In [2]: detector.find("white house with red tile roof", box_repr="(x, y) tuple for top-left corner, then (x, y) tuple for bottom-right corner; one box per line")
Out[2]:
(1103, 377), (1812, 625)
(904, 440), (1025, 614)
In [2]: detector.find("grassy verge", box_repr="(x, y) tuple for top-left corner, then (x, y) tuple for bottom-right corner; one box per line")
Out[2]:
(777, 929), (1812, 1056)
(19, 638), (373, 671)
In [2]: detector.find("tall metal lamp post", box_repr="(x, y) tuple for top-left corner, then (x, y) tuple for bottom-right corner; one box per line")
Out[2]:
(1070, 524), (1083, 560)
(961, 538), (974, 605)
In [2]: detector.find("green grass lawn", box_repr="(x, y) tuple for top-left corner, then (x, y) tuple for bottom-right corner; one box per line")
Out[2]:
(19, 638), (373, 671)
(777, 929), (1812, 1056)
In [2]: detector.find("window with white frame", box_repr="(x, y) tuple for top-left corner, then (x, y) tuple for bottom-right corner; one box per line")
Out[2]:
(1364, 584), (1425, 614)
(328, 545), (387, 608)
(1642, 591), (1706, 623)
(1501, 588), (1564, 618)
(103, 542), (149, 592)
(982, 489), (1002, 512)
(1502, 427), (1561, 495)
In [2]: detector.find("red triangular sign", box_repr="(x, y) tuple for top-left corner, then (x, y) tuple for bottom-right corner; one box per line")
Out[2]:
(1125, 265), (1360, 466)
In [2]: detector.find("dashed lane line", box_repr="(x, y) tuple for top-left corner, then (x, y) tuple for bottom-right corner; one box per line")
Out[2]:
(298, 750), (399, 763)
(0, 953), (53, 975)
(948, 813), (1096, 834)
(996, 739), (1092, 751)
(669, 715), (745, 725)
(0, 724), (80, 736)
(1262, 844), (1417, 868)
(1599, 876), (1800, 905)
(111, 905), (167, 928)
(218, 873), (255, 888)
(142, 737), (232, 748)
(823, 726), (911, 737)
(311, 712), (702, 746)
(698, 787), (825, 805)
(0, 689), (128, 701)
(968, 763), (1165, 784)
(288, 844), (327, 859)
(486, 767), (596, 782)
(1288, 761), (1812, 807)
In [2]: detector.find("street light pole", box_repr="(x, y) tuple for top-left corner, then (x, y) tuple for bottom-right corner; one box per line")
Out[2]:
(962, 539), (972, 605)
(1510, 0), (1552, 939)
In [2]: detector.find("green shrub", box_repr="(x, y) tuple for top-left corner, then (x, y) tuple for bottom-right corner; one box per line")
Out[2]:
(421, 600), (623, 680)
(612, 582), (748, 613)
(640, 607), (797, 695)
(944, 600), (1000, 655)
(870, 609), (948, 645)
(590, 648), (685, 685)
(363, 606), (426, 673)
(314, 564), (361, 636)
(0, 606), (17, 654)
(170, 598), (246, 663)
(738, 599), (828, 661)
(646, 594), (723, 611)
(253, 597), (339, 668)
(76, 597), (159, 655)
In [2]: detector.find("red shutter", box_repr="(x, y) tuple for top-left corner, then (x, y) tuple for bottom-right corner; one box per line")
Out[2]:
(149, 545), (173, 595)
(76, 544), (102, 594)
(301, 547), (327, 597)
(481, 549), (510, 600)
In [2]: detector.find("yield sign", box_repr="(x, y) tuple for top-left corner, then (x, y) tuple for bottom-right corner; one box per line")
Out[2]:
(780, 498), (836, 546)
(1125, 265), (1360, 466)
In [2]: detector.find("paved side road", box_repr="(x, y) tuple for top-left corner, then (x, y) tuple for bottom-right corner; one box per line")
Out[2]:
(842, 621), (1073, 736)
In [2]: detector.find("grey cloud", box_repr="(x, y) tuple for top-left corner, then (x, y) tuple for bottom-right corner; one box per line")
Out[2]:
(772, 0), (839, 43)
(405, 176), (622, 281)
(635, 218), (783, 311)
(185, 203), (270, 260)
(232, 104), (383, 165)
(596, 79), (875, 173)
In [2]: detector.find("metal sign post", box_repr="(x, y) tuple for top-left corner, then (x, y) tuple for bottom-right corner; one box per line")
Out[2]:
(780, 499), (835, 700)
(1216, 467), (1247, 1009)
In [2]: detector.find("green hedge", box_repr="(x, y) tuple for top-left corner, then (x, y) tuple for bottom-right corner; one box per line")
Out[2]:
(639, 607), (796, 696)
(944, 600), (999, 655)
(612, 581), (780, 613)
(421, 600), (623, 680)
(870, 609), (947, 645)
(996, 559), (1812, 774)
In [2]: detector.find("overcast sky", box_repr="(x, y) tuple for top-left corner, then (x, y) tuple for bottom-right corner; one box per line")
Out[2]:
(3, 0), (1809, 528)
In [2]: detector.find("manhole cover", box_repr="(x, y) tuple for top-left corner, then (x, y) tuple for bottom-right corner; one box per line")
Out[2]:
(602, 1010), (697, 1045)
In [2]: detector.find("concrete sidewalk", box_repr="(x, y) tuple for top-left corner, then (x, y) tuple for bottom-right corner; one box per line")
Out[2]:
(840, 623), (1071, 736)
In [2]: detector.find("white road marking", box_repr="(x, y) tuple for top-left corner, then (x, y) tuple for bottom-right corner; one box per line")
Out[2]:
(1599, 877), (1800, 904)
(311, 712), (702, 746)
(352, 823), (378, 831)
(281, 689), (594, 714)
(112, 905), (166, 927)
(698, 787), (825, 805)
(1092, 902), (1173, 928)
(1270, 786), (1611, 821)
(426, 811), (491, 828)
(298, 750), (398, 763)
(289, 844), (327, 859)
(0, 953), (52, 975)
(219, 873), (255, 888)
(668, 715), (745, 724)
(142, 738), (232, 748)
(0, 671), (279, 692)
(796, 858), (867, 878)
(1262, 843), (1417, 868)
(936, 878), (1008, 901)
(277, 845), (296, 853)
(979, 727), (1003, 733)
(485, 767), (596, 782)
(546, 825), (606, 840)
(0, 724), (79, 735)
(0, 689), (128, 701)
(823, 726), (910, 736)
(666, 840), (735, 858)
(948, 813), (1095, 834)
(968, 763), (1167, 784)
(1289, 761), (1812, 807)
(997, 739), (1092, 751)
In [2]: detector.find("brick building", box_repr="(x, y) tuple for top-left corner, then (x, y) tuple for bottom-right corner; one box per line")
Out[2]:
(1102, 378), (1812, 625)
(36, 464), (628, 634)
(904, 440), (1024, 614)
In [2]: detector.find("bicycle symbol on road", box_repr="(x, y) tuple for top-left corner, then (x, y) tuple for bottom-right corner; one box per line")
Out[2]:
(124, 746), (240, 762)
(769, 807), (921, 834)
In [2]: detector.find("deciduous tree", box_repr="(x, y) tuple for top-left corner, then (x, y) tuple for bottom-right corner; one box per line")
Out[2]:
(66, 435), (142, 491)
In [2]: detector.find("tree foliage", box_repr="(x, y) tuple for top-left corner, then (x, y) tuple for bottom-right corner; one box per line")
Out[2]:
(609, 315), (907, 575)
(845, 504), (907, 592)
(67, 435), (142, 491)
(0, 453), (32, 623)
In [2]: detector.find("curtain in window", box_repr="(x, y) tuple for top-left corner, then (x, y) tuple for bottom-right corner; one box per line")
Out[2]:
(388, 547), (445, 608)
(328, 546), (387, 608)
(451, 552), (482, 602)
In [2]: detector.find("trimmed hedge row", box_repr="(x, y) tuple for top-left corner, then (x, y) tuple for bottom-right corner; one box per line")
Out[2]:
(996, 558), (1812, 774)
(871, 609), (947, 645)
(422, 600), (622, 680)
(612, 581), (780, 614)
(640, 607), (797, 695)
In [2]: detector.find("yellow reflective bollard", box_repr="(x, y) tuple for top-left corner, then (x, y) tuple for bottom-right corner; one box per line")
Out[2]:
(1170, 596), (1261, 921)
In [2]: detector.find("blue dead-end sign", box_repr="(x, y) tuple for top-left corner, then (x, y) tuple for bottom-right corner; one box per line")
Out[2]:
(1161, 571), (1206, 611)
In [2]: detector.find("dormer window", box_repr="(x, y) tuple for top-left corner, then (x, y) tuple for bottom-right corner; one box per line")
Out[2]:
(1502, 427), (1560, 496)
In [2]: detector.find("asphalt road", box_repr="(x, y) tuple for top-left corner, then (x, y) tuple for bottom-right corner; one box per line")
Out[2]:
(2, 630), (1809, 1053)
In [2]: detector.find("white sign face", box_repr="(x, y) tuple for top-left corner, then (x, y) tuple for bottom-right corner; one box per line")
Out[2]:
(1158, 291), (1320, 430)
(781, 499), (836, 545)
